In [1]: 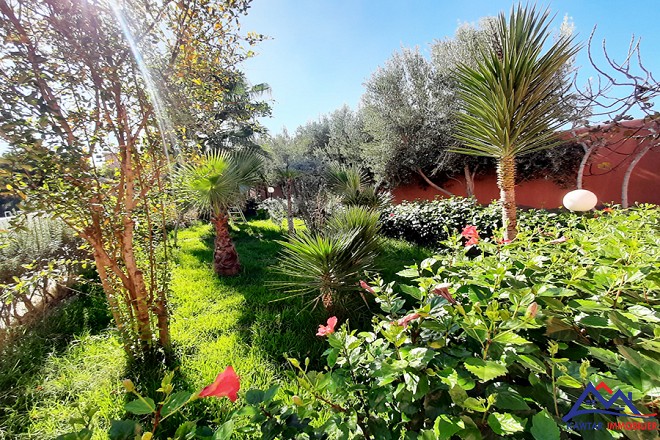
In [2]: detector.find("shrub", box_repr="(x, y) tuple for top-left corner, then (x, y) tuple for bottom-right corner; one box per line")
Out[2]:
(237, 205), (660, 438)
(258, 198), (288, 228)
(380, 197), (501, 246)
(0, 216), (87, 326)
(381, 197), (578, 247)
(275, 206), (382, 313)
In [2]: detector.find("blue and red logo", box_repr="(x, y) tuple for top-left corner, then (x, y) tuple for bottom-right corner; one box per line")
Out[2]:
(563, 381), (657, 432)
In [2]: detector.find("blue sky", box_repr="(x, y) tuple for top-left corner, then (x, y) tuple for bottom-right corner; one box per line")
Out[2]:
(240, 0), (660, 135)
(1, 1), (658, 155)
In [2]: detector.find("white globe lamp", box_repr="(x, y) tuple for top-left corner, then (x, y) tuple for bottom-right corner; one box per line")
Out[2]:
(563, 189), (598, 212)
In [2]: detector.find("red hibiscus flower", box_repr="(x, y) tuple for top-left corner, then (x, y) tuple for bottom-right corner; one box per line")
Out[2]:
(199, 366), (240, 402)
(461, 225), (479, 246)
(359, 280), (375, 294)
(396, 312), (421, 328)
(602, 207), (613, 214)
(432, 283), (457, 304)
(316, 316), (338, 336)
(465, 236), (479, 246)
(461, 225), (478, 238)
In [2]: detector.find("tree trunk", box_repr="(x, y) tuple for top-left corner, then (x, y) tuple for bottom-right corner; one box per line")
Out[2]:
(416, 168), (454, 197)
(321, 287), (334, 312)
(286, 178), (295, 236)
(464, 164), (476, 198)
(212, 213), (241, 276)
(497, 156), (518, 241)
(621, 142), (656, 208)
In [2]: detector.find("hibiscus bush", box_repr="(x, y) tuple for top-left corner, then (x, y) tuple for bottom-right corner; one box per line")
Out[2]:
(230, 205), (659, 439)
(380, 197), (575, 247)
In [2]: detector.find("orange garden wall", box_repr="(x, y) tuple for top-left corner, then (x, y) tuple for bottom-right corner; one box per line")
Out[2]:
(393, 121), (660, 207)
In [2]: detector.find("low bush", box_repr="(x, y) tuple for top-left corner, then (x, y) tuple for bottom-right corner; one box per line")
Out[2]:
(237, 205), (659, 438)
(0, 216), (87, 326)
(275, 206), (382, 314)
(381, 197), (576, 246)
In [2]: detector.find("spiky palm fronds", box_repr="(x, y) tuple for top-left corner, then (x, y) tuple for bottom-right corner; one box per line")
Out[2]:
(327, 164), (392, 209)
(453, 5), (580, 159)
(275, 206), (381, 311)
(176, 149), (263, 216)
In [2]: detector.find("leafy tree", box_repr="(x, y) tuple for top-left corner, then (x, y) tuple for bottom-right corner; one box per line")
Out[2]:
(453, 5), (580, 240)
(361, 48), (460, 193)
(0, 0), (259, 354)
(177, 150), (263, 276)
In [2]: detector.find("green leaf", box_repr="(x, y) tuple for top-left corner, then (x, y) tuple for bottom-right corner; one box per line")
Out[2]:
(493, 387), (531, 410)
(487, 412), (524, 435)
(213, 420), (234, 440)
(464, 358), (508, 381)
(492, 332), (530, 345)
(108, 420), (141, 440)
(124, 397), (155, 415)
(245, 389), (264, 405)
(462, 397), (488, 412)
(530, 410), (560, 440)
(161, 391), (191, 417)
(434, 414), (464, 440)
(263, 385), (279, 403)
(556, 375), (582, 388)
(400, 284), (423, 300)
(396, 268), (419, 278)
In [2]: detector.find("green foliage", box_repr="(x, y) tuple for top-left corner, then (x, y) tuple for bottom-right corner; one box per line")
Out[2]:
(380, 197), (501, 246)
(176, 150), (263, 217)
(234, 205), (660, 438)
(380, 197), (581, 247)
(453, 5), (580, 159)
(0, 216), (89, 327)
(275, 207), (382, 310)
(327, 164), (392, 209)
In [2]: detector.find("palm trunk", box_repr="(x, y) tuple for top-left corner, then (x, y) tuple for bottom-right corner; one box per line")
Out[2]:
(212, 212), (240, 276)
(497, 156), (517, 241)
(320, 287), (334, 312)
(286, 178), (295, 235)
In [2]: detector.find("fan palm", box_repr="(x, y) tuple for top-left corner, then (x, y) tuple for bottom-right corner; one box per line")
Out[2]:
(275, 206), (382, 312)
(453, 5), (580, 240)
(177, 150), (263, 275)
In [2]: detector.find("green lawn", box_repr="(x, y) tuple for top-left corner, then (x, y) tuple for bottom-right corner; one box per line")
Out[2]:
(0, 219), (433, 438)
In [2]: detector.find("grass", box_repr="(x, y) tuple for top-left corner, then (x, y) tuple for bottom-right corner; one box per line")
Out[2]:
(0, 218), (434, 438)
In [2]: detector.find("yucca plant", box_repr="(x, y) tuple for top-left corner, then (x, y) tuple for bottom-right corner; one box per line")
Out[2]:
(275, 206), (381, 312)
(177, 149), (263, 276)
(453, 5), (580, 240)
(327, 164), (391, 209)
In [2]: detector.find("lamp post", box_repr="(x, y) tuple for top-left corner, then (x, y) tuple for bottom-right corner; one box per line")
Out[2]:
(563, 189), (598, 212)
(267, 186), (275, 200)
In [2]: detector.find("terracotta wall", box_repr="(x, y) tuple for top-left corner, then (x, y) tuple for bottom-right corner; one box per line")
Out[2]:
(393, 121), (660, 207)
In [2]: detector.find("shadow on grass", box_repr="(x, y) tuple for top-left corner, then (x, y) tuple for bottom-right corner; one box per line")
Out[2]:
(181, 220), (435, 369)
(0, 282), (112, 436)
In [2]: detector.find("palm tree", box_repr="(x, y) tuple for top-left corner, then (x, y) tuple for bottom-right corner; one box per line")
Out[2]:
(453, 5), (580, 240)
(276, 167), (300, 236)
(177, 150), (263, 276)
